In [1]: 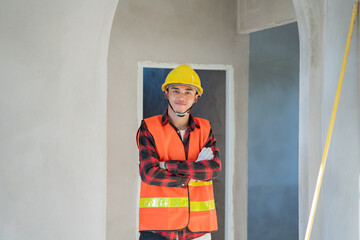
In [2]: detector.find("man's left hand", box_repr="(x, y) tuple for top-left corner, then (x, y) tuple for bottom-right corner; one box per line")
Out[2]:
(159, 162), (167, 170)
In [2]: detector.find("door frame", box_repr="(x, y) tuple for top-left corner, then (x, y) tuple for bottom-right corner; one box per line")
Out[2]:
(137, 61), (235, 240)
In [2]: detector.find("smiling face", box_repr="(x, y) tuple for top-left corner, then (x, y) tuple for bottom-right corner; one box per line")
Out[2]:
(165, 84), (199, 114)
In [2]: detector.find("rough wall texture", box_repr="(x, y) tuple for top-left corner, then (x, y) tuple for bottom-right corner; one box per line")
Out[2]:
(107, 0), (249, 239)
(322, 1), (360, 239)
(238, 0), (297, 33)
(0, 0), (118, 239)
(293, 0), (360, 239)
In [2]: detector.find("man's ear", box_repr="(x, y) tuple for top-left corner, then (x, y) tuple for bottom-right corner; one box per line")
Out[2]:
(194, 94), (200, 103)
(163, 90), (168, 99)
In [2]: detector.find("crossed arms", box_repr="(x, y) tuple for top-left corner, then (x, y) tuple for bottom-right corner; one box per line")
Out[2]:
(137, 120), (221, 188)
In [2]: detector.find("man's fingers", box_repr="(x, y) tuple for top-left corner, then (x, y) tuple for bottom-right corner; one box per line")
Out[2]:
(207, 153), (214, 160)
(203, 148), (214, 160)
(159, 162), (166, 169)
(197, 147), (208, 160)
(196, 147), (214, 162)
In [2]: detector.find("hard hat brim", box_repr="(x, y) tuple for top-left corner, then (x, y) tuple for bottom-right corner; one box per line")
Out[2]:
(162, 83), (203, 95)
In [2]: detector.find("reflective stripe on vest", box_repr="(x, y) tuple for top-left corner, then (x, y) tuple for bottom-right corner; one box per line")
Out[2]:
(140, 197), (188, 208)
(188, 180), (213, 187)
(190, 200), (215, 211)
(139, 197), (214, 212)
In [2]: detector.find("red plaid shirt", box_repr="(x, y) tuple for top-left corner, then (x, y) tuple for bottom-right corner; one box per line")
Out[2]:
(137, 110), (221, 240)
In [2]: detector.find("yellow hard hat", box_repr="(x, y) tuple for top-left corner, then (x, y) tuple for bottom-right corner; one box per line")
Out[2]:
(162, 65), (203, 95)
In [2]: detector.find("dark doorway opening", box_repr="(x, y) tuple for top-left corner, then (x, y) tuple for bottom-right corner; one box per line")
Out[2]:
(143, 67), (226, 240)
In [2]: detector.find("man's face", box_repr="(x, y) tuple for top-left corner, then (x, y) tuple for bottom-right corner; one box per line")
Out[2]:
(165, 84), (199, 114)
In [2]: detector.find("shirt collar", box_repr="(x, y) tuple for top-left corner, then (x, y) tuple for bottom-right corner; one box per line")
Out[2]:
(161, 110), (200, 130)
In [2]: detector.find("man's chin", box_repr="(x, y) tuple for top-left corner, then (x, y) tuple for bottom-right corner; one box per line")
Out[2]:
(174, 109), (187, 114)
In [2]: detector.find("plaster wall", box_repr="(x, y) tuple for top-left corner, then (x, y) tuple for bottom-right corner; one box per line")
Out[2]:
(107, 0), (249, 239)
(292, 0), (325, 238)
(322, 1), (360, 239)
(0, 0), (118, 239)
(293, 0), (360, 239)
(238, 0), (297, 33)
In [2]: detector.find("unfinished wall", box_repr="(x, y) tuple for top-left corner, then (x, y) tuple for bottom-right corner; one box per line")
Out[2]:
(238, 0), (297, 33)
(107, 0), (249, 239)
(322, 0), (360, 239)
(0, 0), (118, 239)
(293, 0), (360, 239)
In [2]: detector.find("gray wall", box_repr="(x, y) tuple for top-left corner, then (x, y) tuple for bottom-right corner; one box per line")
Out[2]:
(293, 0), (360, 239)
(322, 1), (360, 239)
(248, 22), (299, 239)
(0, 0), (118, 239)
(5, 0), (359, 239)
(238, 0), (296, 33)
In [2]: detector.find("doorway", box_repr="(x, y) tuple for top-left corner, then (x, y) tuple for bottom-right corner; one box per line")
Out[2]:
(247, 22), (300, 239)
(139, 63), (234, 240)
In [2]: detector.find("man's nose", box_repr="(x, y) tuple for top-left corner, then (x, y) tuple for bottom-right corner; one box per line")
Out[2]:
(178, 92), (186, 100)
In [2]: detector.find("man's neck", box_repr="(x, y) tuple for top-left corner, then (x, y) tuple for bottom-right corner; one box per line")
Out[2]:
(167, 107), (190, 130)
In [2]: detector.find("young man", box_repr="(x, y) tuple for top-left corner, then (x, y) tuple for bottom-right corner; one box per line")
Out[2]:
(137, 65), (221, 240)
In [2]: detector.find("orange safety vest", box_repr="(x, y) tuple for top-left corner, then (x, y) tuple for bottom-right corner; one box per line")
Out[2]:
(139, 115), (218, 232)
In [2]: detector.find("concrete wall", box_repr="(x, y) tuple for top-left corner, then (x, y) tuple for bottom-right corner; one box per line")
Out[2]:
(238, 0), (297, 33)
(292, 0), (325, 238)
(322, 1), (360, 239)
(293, 0), (360, 239)
(0, 0), (118, 239)
(248, 22), (299, 240)
(2, 0), (358, 239)
(107, 0), (249, 239)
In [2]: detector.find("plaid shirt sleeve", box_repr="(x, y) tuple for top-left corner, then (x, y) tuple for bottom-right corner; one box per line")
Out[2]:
(137, 120), (189, 188)
(166, 128), (221, 181)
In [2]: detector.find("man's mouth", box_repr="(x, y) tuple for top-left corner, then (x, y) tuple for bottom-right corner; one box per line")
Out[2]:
(175, 102), (186, 105)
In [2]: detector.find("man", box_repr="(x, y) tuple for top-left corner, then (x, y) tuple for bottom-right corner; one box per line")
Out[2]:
(137, 65), (221, 240)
